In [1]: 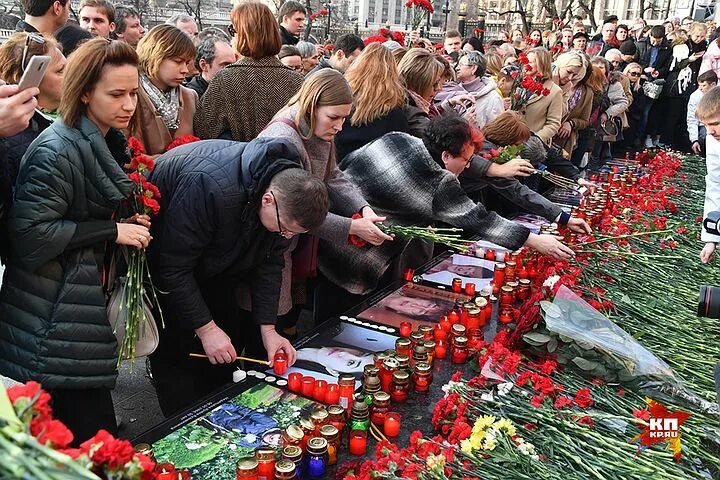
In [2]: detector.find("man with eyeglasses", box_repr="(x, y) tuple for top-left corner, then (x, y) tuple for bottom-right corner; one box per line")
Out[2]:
(145, 137), (330, 416)
(16, 0), (70, 35)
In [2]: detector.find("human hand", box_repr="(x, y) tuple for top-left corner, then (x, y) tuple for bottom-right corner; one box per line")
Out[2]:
(463, 105), (478, 124)
(557, 122), (572, 138)
(502, 97), (512, 110)
(315, 44), (326, 56)
(487, 158), (535, 177)
(567, 217), (592, 234)
(692, 141), (702, 154)
(0, 85), (39, 137)
(600, 113), (608, 124)
(449, 94), (475, 108)
(115, 223), (152, 249)
(260, 324), (297, 367)
(700, 242), (716, 264)
(195, 321), (237, 364)
(350, 214), (393, 246)
(122, 213), (151, 229)
(689, 52), (704, 62)
(525, 233), (575, 260)
(577, 178), (597, 196)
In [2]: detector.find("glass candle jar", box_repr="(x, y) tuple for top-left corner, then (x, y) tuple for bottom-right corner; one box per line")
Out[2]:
(451, 277), (462, 293)
(312, 380), (328, 403)
(349, 396), (370, 431)
(399, 321), (412, 337)
(500, 286), (513, 306)
(409, 331), (425, 348)
(324, 384), (340, 405)
(255, 447), (276, 480)
(134, 443), (154, 461)
(304, 437), (328, 480)
(380, 358), (398, 393)
(485, 248), (496, 261)
(326, 404), (346, 433)
(465, 306), (482, 332)
(433, 323), (447, 341)
(282, 445), (303, 478)
(370, 391), (390, 425)
(418, 325), (434, 340)
(338, 373), (355, 412)
(451, 336), (469, 364)
(507, 281), (519, 301)
(474, 297), (488, 326)
(301, 376), (315, 398)
(493, 263), (506, 289)
(411, 344), (428, 366)
(274, 460), (297, 480)
(412, 362), (433, 393)
(282, 425), (304, 448)
(423, 340), (436, 365)
(236, 458), (259, 480)
(273, 352), (288, 376)
(395, 337), (412, 357)
(394, 354), (410, 373)
(505, 261), (517, 282)
(319, 424), (340, 465)
(450, 323), (466, 341)
(434, 339), (447, 359)
(373, 351), (389, 370)
(390, 370), (410, 402)
(439, 315), (451, 333)
(362, 364), (380, 383)
(299, 417), (316, 449)
(448, 310), (460, 325)
(310, 408), (329, 430)
(348, 430), (367, 456)
(287, 373), (303, 394)
(518, 279), (531, 301)
(499, 306), (514, 324)
(463, 281), (475, 296)
(383, 412), (401, 438)
(362, 374), (381, 400)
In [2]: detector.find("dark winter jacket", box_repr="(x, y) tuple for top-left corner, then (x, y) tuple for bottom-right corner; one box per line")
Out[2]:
(280, 25), (299, 45)
(636, 37), (672, 79)
(0, 116), (133, 390)
(0, 111), (53, 261)
(335, 107), (409, 160)
(185, 74), (209, 98)
(664, 39), (708, 98)
(147, 137), (300, 332)
(319, 132), (530, 295)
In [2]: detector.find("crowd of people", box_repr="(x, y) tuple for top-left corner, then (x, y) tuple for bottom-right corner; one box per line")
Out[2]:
(0, 0), (719, 447)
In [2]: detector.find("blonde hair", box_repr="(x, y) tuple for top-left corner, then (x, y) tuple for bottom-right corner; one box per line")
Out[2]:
(697, 86), (720, 121)
(346, 43), (405, 126)
(689, 22), (707, 36)
(398, 48), (444, 99)
(137, 24), (195, 79)
(554, 50), (587, 83)
(485, 52), (503, 77)
(527, 47), (553, 81)
(287, 68), (353, 140)
(0, 33), (60, 85)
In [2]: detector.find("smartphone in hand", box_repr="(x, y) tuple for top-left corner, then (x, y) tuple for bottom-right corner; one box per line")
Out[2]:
(18, 55), (51, 91)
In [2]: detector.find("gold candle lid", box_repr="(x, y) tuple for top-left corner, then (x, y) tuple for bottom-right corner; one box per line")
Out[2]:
(393, 369), (410, 381)
(414, 361), (431, 372)
(306, 437), (328, 454)
(454, 335), (468, 346)
(373, 391), (391, 403)
(255, 446), (275, 461)
(237, 457), (259, 471)
(382, 357), (399, 370)
(285, 424), (304, 442)
(319, 424), (339, 438)
(310, 408), (329, 423)
(275, 460), (296, 474)
(134, 443), (152, 455)
(327, 404), (345, 416)
(395, 337), (411, 347)
(474, 297), (488, 308)
(282, 445), (302, 461)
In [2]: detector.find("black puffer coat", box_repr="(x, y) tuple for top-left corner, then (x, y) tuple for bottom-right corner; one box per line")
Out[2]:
(0, 116), (133, 389)
(146, 137), (299, 332)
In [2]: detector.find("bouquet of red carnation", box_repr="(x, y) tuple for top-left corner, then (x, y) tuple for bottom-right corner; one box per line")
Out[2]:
(405, 0), (434, 30)
(510, 53), (551, 111)
(166, 135), (199, 152)
(0, 381), (156, 479)
(115, 137), (165, 366)
(392, 30), (406, 46)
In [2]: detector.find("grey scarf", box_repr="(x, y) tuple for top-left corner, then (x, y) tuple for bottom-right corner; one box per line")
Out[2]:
(141, 75), (180, 131)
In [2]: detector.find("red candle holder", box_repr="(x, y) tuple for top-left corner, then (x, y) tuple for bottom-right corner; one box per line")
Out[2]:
(464, 282), (476, 296)
(403, 268), (415, 281)
(399, 321), (412, 337)
(448, 311), (459, 324)
(273, 351), (288, 376)
(349, 430), (367, 456)
(313, 380), (328, 402)
(287, 372), (302, 393)
(434, 339), (447, 359)
(439, 315), (451, 333)
(433, 323), (447, 341)
(383, 412), (401, 438)
(485, 249), (496, 261)
(325, 384), (340, 404)
(451, 277), (462, 293)
(301, 376), (315, 397)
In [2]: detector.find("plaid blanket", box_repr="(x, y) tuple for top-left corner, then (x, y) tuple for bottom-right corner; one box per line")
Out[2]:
(319, 132), (530, 295)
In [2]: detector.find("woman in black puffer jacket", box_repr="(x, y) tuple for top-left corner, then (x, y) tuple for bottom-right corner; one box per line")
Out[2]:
(0, 39), (150, 444)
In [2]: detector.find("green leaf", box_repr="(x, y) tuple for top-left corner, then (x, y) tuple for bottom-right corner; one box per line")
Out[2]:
(571, 357), (603, 371)
(523, 332), (552, 346)
(547, 337), (558, 353)
(540, 301), (562, 319)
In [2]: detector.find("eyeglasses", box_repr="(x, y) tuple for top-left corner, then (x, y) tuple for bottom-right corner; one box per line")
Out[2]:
(270, 191), (307, 239)
(21, 33), (46, 73)
(629, 71), (641, 77)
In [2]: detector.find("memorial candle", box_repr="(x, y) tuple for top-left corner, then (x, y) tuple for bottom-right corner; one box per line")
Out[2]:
(349, 430), (367, 456)
(287, 373), (302, 393)
(235, 458), (259, 480)
(383, 412), (401, 438)
(325, 384), (340, 404)
(485, 249), (496, 261)
(301, 376), (315, 397)
(338, 373), (355, 411)
(448, 310), (459, 324)
(313, 380), (328, 402)
(464, 282), (476, 296)
(434, 339), (447, 359)
(439, 315), (451, 333)
(434, 323), (447, 341)
(399, 321), (412, 337)
(451, 277), (462, 293)
(273, 352), (288, 376)
(156, 464), (176, 480)
(255, 447), (275, 480)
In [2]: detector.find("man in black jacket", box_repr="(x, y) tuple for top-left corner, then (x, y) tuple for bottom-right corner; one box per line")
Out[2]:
(636, 25), (672, 80)
(147, 137), (329, 415)
(278, 1), (306, 45)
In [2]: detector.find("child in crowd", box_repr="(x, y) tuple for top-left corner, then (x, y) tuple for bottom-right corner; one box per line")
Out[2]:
(688, 70), (718, 155)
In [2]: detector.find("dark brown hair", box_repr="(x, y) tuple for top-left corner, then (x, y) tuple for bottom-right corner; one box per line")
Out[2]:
(79, 0), (115, 23)
(270, 168), (329, 230)
(232, 2), (282, 60)
(58, 38), (138, 128)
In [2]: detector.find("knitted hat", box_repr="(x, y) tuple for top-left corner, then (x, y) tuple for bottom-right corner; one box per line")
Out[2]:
(619, 40), (637, 55)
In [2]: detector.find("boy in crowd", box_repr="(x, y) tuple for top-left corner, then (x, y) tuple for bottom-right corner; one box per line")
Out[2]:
(79, 0), (115, 38)
(698, 87), (720, 263)
(278, 1), (306, 45)
(688, 71), (718, 155)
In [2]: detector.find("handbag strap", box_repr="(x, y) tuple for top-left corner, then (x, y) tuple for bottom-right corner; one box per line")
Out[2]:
(266, 116), (334, 180)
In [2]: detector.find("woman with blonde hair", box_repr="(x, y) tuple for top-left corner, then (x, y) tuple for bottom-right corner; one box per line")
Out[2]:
(194, 2), (303, 141)
(252, 69), (390, 334)
(484, 52), (503, 78)
(130, 24), (197, 155)
(552, 50), (592, 157)
(520, 47), (563, 144)
(336, 43), (408, 159)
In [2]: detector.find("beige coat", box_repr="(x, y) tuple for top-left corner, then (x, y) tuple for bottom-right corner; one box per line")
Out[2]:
(553, 84), (592, 157)
(129, 84), (197, 156)
(521, 79), (563, 145)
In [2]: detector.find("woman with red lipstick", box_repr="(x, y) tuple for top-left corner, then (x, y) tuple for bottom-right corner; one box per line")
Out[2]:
(130, 24), (197, 155)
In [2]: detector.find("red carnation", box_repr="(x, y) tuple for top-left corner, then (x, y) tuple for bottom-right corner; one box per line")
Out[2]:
(574, 388), (594, 408)
(166, 135), (200, 152)
(30, 418), (74, 448)
(309, 12), (318, 20)
(7, 381), (53, 420)
(127, 137), (145, 157)
(85, 431), (136, 471)
(142, 196), (161, 215)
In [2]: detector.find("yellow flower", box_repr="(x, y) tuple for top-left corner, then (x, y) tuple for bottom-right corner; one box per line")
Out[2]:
(473, 415), (496, 433)
(492, 418), (517, 437)
(469, 431), (485, 450)
(482, 436), (497, 451)
(426, 454), (446, 471)
(460, 439), (473, 454)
